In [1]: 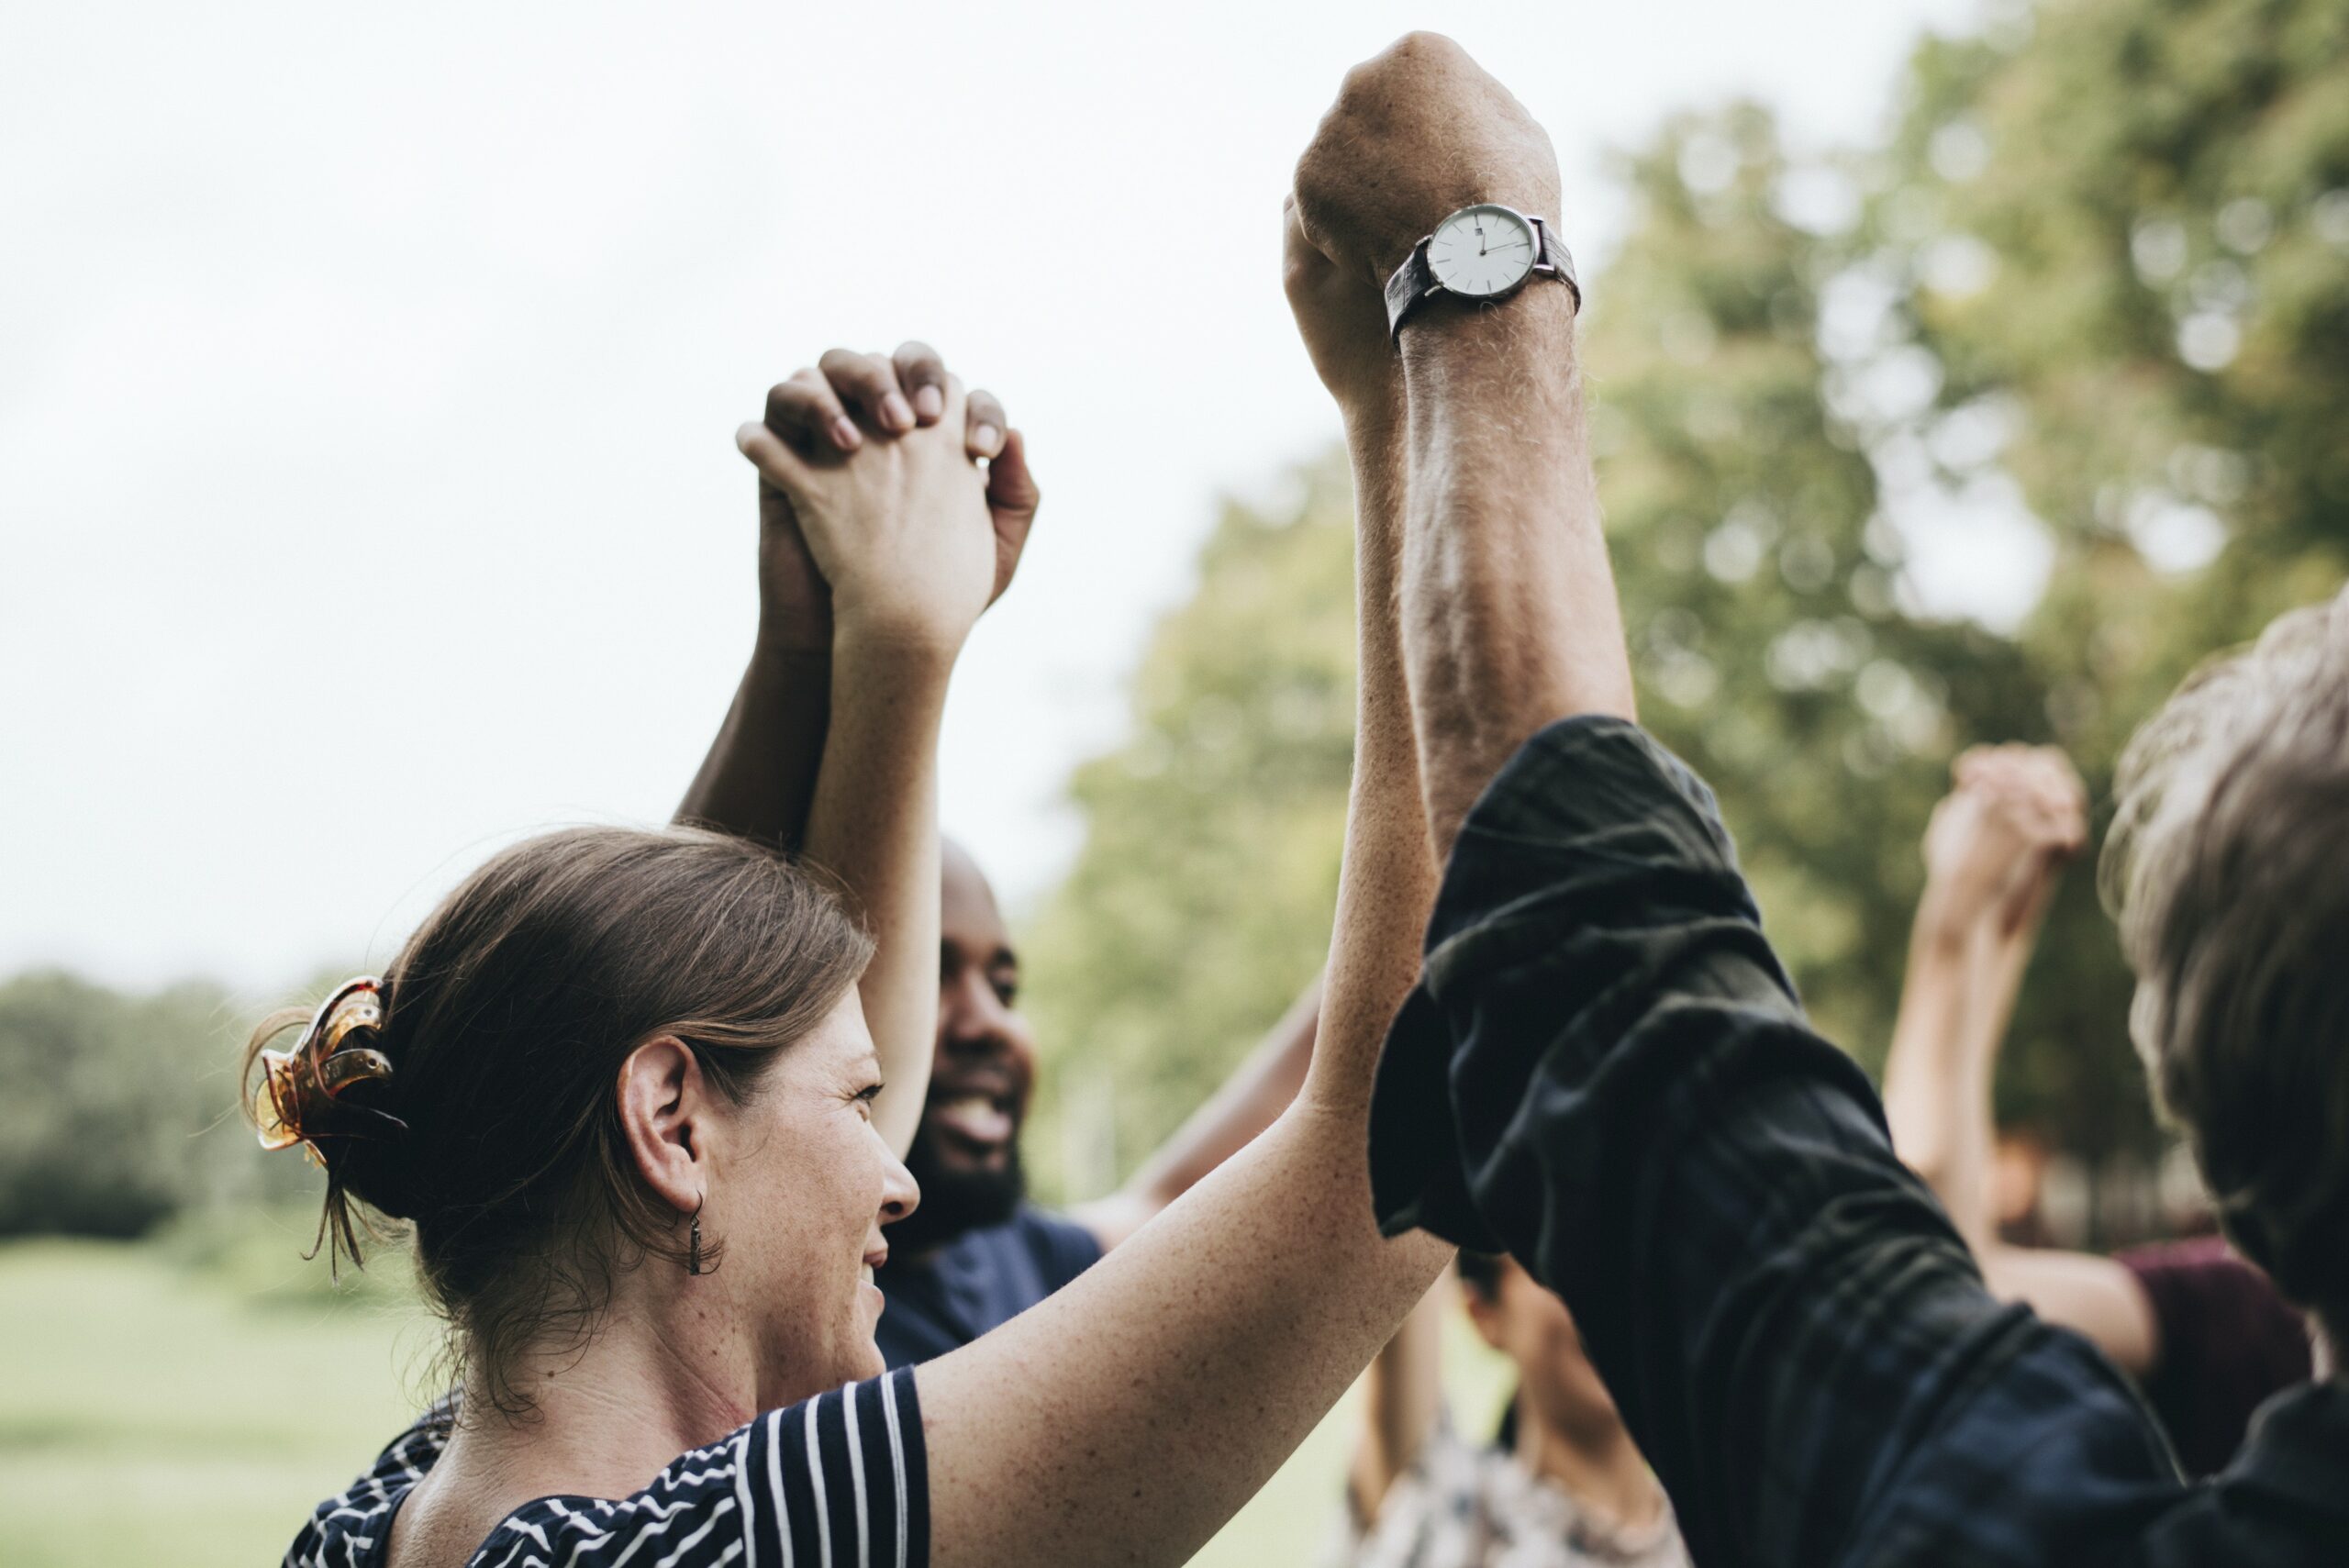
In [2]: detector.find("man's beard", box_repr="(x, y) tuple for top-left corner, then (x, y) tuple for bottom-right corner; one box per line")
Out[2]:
(888, 1123), (1027, 1253)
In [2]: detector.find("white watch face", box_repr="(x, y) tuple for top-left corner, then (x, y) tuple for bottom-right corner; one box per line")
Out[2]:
(1427, 205), (1537, 297)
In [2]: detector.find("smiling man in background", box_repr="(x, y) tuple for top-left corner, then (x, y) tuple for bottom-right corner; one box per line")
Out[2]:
(870, 839), (1320, 1364)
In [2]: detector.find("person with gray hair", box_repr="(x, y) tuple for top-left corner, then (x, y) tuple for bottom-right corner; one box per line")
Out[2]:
(1879, 741), (2314, 1477)
(2101, 591), (2349, 1362)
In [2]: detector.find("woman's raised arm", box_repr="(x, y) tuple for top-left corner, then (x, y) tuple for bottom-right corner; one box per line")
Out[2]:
(731, 352), (1038, 1156)
(909, 201), (1452, 1568)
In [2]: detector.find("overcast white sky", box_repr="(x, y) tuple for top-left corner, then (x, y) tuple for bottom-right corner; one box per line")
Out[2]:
(2, 0), (1988, 990)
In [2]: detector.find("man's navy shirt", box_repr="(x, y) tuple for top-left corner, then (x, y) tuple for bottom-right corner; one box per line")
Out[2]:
(1368, 715), (2349, 1566)
(873, 1202), (1103, 1368)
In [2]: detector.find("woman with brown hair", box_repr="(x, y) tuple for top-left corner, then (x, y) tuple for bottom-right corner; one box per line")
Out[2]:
(248, 340), (1452, 1568)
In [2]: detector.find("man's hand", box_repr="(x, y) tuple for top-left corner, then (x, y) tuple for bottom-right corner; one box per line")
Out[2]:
(1291, 31), (1562, 290)
(1920, 744), (2088, 942)
(739, 347), (1039, 656)
(1282, 195), (1400, 432)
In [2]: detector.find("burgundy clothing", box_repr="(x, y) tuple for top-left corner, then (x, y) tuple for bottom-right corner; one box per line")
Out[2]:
(2117, 1236), (2314, 1477)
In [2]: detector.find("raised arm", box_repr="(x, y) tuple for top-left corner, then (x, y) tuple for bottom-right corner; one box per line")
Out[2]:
(1322, 34), (2179, 1568)
(1288, 35), (1632, 857)
(732, 355), (1040, 1156)
(907, 143), (1453, 1568)
(1883, 746), (2084, 1248)
(1070, 974), (1321, 1250)
(1349, 1284), (1448, 1525)
(679, 346), (1020, 850)
(1880, 748), (2160, 1370)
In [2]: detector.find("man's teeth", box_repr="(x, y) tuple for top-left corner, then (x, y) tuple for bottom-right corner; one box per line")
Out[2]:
(861, 1263), (875, 1286)
(934, 1095), (1015, 1140)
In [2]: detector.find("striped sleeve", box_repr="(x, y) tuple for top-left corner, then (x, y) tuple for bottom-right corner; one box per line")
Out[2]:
(496, 1367), (930, 1568)
(728, 1368), (929, 1568)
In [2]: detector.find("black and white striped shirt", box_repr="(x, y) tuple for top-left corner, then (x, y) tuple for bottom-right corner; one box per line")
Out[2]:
(285, 1368), (928, 1568)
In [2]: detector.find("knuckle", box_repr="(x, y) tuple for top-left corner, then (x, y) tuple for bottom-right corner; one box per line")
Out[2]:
(893, 339), (941, 376)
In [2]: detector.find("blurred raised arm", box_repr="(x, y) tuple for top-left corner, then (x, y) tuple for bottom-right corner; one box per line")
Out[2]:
(1879, 747), (2158, 1370)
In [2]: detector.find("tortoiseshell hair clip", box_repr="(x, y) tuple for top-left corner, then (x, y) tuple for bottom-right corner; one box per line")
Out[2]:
(252, 976), (407, 1160)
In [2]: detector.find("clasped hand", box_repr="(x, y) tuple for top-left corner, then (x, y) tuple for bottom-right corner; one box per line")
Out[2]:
(736, 342), (1040, 657)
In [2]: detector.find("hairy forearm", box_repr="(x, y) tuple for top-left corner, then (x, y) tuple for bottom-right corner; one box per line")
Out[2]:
(1397, 293), (1633, 861)
(798, 634), (955, 1156)
(674, 637), (831, 847)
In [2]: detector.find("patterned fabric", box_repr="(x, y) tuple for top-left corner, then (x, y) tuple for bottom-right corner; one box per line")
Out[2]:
(873, 1202), (1102, 1367)
(1334, 1416), (1690, 1568)
(284, 1369), (927, 1568)
(1366, 716), (2349, 1567)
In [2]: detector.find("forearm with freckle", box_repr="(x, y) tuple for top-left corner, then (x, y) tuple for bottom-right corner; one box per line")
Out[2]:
(915, 353), (1450, 1568)
(797, 635), (957, 1157)
(1397, 294), (1632, 861)
(1309, 395), (1439, 1116)
(674, 639), (831, 848)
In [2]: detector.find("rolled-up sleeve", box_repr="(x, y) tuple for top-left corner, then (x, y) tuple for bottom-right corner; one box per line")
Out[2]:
(1369, 717), (2180, 1567)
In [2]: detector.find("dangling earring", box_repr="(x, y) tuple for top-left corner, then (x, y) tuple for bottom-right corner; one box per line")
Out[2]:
(687, 1194), (707, 1277)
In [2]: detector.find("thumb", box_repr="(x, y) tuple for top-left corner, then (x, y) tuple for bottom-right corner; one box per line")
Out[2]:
(986, 427), (1041, 528)
(736, 421), (816, 507)
(984, 428), (1041, 606)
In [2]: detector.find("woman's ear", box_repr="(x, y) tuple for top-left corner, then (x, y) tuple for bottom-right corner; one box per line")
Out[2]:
(617, 1036), (711, 1213)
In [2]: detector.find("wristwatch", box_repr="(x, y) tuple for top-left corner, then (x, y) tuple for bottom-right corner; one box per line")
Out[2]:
(1383, 203), (1581, 343)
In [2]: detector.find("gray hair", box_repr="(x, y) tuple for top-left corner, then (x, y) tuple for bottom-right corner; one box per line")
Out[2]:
(2102, 584), (2349, 1338)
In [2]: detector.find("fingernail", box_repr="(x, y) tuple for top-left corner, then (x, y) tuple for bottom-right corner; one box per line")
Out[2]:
(881, 393), (915, 431)
(913, 384), (944, 421)
(973, 424), (1002, 455)
(831, 416), (862, 450)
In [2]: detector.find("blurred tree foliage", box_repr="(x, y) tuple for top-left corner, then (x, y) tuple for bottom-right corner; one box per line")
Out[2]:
(1023, 0), (2349, 1199)
(1864, 0), (2349, 1131)
(0, 971), (315, 1237)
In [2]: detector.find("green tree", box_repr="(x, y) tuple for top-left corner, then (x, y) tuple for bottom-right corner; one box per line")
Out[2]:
(1863, 0), (2349, 1131)
(1022, 0), (2349, 1208)
(1021, 455), (1358, 1195)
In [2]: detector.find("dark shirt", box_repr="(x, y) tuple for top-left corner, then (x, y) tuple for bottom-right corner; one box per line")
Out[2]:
(1367, 716), (2349, 1567)
(874, 1202), (1103, 1368)
(2117, 1235), (2314, 1478)
(285, 1372), (928, 1568)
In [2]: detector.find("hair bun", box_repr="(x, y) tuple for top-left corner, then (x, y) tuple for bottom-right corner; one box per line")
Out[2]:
(245, 977), (414, 1264)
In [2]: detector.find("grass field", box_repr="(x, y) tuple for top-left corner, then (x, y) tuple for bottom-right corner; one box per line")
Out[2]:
(0, 1227), (1508, 1565)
